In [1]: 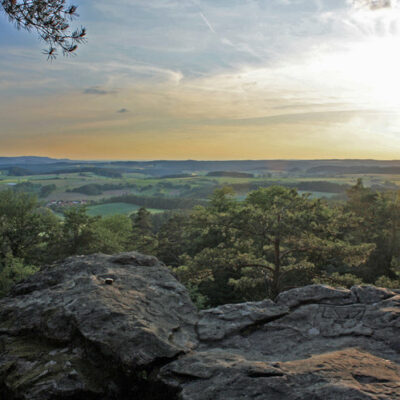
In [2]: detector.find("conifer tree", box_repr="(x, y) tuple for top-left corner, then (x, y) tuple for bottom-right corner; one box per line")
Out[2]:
(1, 0), (86, 58)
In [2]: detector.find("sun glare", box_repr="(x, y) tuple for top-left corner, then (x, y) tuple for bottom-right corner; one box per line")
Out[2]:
(342, 3), (400, 108)
(336, 37), (400, 108)
(288, 4), (400, 111)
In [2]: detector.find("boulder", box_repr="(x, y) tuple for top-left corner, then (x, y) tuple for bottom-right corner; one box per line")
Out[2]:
(0, 253), (399, 399)
(0, 252), (198, 399)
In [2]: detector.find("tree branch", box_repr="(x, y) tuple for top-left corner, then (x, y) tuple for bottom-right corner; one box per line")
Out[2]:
(1, 0), (86, 58)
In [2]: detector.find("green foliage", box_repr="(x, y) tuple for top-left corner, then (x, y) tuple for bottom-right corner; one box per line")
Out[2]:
(0, 256), (38, 297)
(375, 275), (400, 289)
(94, 215), (133, 254)
(13, 181), (41, 193)
(0, 190), (59, 296)
(131, 207), (158, 254)
(60, 206), (99, 256)
(4, 166), (31, 176)
(346, 178), (400, 281)
(173, 186), (373, 305)
(207, 171), (254, 178)
(39, 184), (56, 198)
(1, 179), (399, 307)
(103, 194), (206, 210)
(313, 272), (364, 288)
(156, 214), (189, 267)
(59, 207), (133, 256)
(185, 283), (209, 309)
(0, 190), (60, 264)
(132, 207), (152, 234)
(68, 182), (130, 195)
(68, 183), (104, 196)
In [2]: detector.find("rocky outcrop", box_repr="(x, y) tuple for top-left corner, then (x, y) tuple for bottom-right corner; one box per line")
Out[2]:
(0, 253), (197, 399)
(163, 284), (400, 399)
(1, 252), (400, 399)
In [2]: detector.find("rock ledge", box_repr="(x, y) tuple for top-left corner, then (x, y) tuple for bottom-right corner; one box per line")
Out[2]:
(1, 253), (399, 399)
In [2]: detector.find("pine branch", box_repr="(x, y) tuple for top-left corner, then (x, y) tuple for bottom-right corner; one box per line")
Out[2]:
(1, 0), (86, 59)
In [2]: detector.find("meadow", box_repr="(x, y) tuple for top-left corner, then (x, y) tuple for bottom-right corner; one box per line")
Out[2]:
(85, 203), (164, 217)
(1, 158), (399, 217)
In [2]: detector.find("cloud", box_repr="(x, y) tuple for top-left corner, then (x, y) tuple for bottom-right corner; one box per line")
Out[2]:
(352, 0), (394, 10)
(199, 12), (216, 33)
(4, 0), (400, 160)
(83, 87), (115, 95)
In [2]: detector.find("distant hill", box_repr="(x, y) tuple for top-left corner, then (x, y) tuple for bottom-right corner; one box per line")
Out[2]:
(3, 157), (400, 178)
(307, 166), (400, 175)
(0, 156), (71, 165)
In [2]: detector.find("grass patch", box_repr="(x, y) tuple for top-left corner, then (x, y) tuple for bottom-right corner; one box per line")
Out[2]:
(86, 203), (163, 217)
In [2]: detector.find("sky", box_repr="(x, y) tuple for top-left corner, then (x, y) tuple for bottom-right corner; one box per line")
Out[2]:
(1, 0), (400, 160)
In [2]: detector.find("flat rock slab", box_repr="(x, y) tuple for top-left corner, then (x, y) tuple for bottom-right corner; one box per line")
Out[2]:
(161, 348), (400, 400)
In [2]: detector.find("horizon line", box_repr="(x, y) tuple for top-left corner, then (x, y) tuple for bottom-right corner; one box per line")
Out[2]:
(2, 156), (400, 163)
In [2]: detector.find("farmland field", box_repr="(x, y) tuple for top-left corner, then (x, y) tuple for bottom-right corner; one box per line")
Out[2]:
(2, 158), (400, 217)
(86, 203), (163, 217)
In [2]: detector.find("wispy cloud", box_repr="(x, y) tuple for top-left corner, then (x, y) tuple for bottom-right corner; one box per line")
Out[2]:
(199, 12), (216, 33)
(83, 87), (116, 95)
(352, 0), (394, 10)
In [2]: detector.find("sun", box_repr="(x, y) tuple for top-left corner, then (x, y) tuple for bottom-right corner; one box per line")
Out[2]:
(337, 3), (400, 109)
(341, 37), (400, 109)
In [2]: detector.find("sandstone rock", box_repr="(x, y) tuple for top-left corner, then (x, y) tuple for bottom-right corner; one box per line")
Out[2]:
(161, 348), (400, 400)
(0, 252), (198, 399)
(351, 285), (398, 304)
(276, 284), (356, 307)
(1, 253), (399, 399)
(197, 300), (289, 341)
(161, 284), (400, 399)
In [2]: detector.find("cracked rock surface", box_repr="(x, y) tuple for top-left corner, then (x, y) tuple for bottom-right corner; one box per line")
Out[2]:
(0, 252), (399, 399)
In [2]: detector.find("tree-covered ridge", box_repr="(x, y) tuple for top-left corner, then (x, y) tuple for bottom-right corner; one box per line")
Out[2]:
(0, 181), (399, 305)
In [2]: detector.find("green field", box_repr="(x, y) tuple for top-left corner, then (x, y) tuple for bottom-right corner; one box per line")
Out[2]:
(298, 191), (338, 199)
(1, 163), (399, 218)
(86, 203), (163, 217)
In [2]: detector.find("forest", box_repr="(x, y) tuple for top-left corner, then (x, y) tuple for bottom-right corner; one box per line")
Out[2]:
(0, 179), (399, 308)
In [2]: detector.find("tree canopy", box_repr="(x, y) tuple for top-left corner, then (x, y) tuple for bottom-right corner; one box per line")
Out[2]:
(174, 186), (373, 304)
(1, 182), (399, 306)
